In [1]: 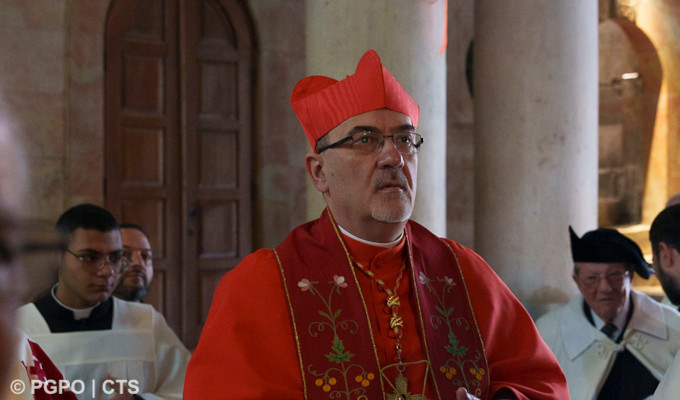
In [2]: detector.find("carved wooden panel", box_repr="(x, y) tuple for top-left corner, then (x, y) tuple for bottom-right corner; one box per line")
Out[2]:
(122, 56), (165, 113)
(121, 127), (164, 185)
(123, 0), (165, 41)
(106, 0), (254, 348)
(106, 0), (181, 332)
(182, 0), (254, 347)
(198, 131), (238, 188)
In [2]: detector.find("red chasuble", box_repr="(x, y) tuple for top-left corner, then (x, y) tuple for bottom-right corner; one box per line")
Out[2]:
(275, 210), (489, 399)
(184, 210), (569, 400)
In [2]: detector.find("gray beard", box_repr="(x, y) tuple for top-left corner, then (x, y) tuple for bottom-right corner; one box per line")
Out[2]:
(371, 199), (412, 223)
(371, 169), (413, 223)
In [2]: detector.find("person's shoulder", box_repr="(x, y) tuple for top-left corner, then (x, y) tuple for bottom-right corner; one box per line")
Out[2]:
(535, 295), (583, 334)
(112, 297), (179, 326)
(407, 220), (485, 264)
(535, 301), (570, 324)
(16, 301), (38, 314)
(534, 301), (572, 342)
(439, 237), (483, 260)
(210, 248), (280, 301)
(16, 302), (47, 334)
(434, 237), (497, 280)
(219, 248), (278, 284)
(633, 290), (680, 324)
(112, 297), (159, 330)
(113, 296), (153, 312)
(233, 248), (277, 270)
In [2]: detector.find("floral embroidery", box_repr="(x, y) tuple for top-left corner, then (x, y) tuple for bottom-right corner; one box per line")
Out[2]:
(334, 275), (348, 288)
(354, 372), (375, 387)
(419, 272), (485, 392)
(298, 277), (375, 398)
(418, 271), (430, 285)
(314, 376), (338, 392)
(469, 367), (485, 381)
(440, 365), (457, 379)
(298, 278), (311, 291)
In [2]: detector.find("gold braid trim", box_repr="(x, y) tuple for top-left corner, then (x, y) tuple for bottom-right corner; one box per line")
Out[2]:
(405, 231), (443, 400)
(443, 240), (490, 397)
(326, 208), (388, 397)
(274, 249), (308, 399)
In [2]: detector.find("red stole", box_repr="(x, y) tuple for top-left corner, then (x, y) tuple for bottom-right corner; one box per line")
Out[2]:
(275, 210), (489, 399)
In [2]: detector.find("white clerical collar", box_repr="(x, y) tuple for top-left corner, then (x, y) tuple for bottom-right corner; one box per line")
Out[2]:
(51, 284), (100, 320)
(591, 293), (630, 333)
(338, 225), (403, 248)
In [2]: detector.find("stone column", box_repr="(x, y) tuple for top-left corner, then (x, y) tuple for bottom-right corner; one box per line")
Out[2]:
(474, 0), (599, 315)
(304, 0), (447, 236)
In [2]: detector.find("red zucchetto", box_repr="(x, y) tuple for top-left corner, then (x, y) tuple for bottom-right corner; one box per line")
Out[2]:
(290, 50), (420, 152)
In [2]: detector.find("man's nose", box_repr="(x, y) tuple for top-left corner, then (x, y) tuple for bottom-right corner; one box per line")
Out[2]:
(597, 275), (614, 291)
(131, 252), (143, 264)
(97, 261), (116, 277)
(377, 137), (405, 168)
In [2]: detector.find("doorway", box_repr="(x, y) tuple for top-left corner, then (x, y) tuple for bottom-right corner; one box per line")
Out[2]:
(104, 0), (255, 347)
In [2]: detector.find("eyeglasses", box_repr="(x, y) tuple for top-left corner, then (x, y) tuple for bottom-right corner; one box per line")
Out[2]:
(123, 247), (153, 264)
(578, 269), (631, 289)
(65, 248), (128, 274)
(316, 131), (424, 155)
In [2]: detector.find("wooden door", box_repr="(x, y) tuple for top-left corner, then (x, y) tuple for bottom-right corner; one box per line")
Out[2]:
(105, 0), (254, 348)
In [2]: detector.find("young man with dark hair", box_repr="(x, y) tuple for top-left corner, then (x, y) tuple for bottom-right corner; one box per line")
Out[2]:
(17, 204), (190, 400)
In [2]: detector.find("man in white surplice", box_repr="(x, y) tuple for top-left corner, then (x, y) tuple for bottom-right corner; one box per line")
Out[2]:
(536, 226), (680, 400)
(16, 204), (190, 400)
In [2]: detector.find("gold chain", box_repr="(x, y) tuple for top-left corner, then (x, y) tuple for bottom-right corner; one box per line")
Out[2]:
(353, 260), (406, 362)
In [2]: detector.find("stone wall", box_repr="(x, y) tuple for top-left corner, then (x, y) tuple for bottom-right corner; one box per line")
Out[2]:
(1, 0), (679, 310)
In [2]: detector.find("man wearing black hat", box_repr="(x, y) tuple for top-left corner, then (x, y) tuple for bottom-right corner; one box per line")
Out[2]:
(536, 226), (680, 400)
(649, 204), (680, 399)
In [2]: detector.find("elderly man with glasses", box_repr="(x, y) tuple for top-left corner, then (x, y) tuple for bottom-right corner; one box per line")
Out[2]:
(536, 226), (680, 400)
(16, 204), (190, 400)
(184, 50), (568, 400)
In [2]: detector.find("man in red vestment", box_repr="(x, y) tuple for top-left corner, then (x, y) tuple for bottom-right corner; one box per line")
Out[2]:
(184, 50), (569, 400)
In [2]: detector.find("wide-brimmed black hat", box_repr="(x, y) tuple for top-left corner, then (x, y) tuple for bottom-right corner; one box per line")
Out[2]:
(569, 225), (653, 279)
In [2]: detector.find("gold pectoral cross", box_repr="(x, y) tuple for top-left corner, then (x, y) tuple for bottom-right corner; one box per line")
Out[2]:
(386, 372), (427, 400)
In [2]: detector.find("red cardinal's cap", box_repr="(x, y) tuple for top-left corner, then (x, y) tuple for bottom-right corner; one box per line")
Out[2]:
(290, 50), (420, 152)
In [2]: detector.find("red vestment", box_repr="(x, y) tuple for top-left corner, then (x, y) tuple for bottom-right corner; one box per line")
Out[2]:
(9, 330), (78, 400)
(184, 212), (568, 399)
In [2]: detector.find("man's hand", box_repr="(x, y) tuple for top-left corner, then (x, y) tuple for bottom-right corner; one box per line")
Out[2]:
(456, 387), (481, 400)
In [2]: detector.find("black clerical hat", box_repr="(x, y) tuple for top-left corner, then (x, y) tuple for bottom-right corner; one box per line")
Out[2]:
(569, 225), (653, 279)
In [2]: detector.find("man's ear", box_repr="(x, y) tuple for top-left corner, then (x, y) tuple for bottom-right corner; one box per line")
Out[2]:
(305, 152), (329, 193)
(659, 242), (676, 273)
